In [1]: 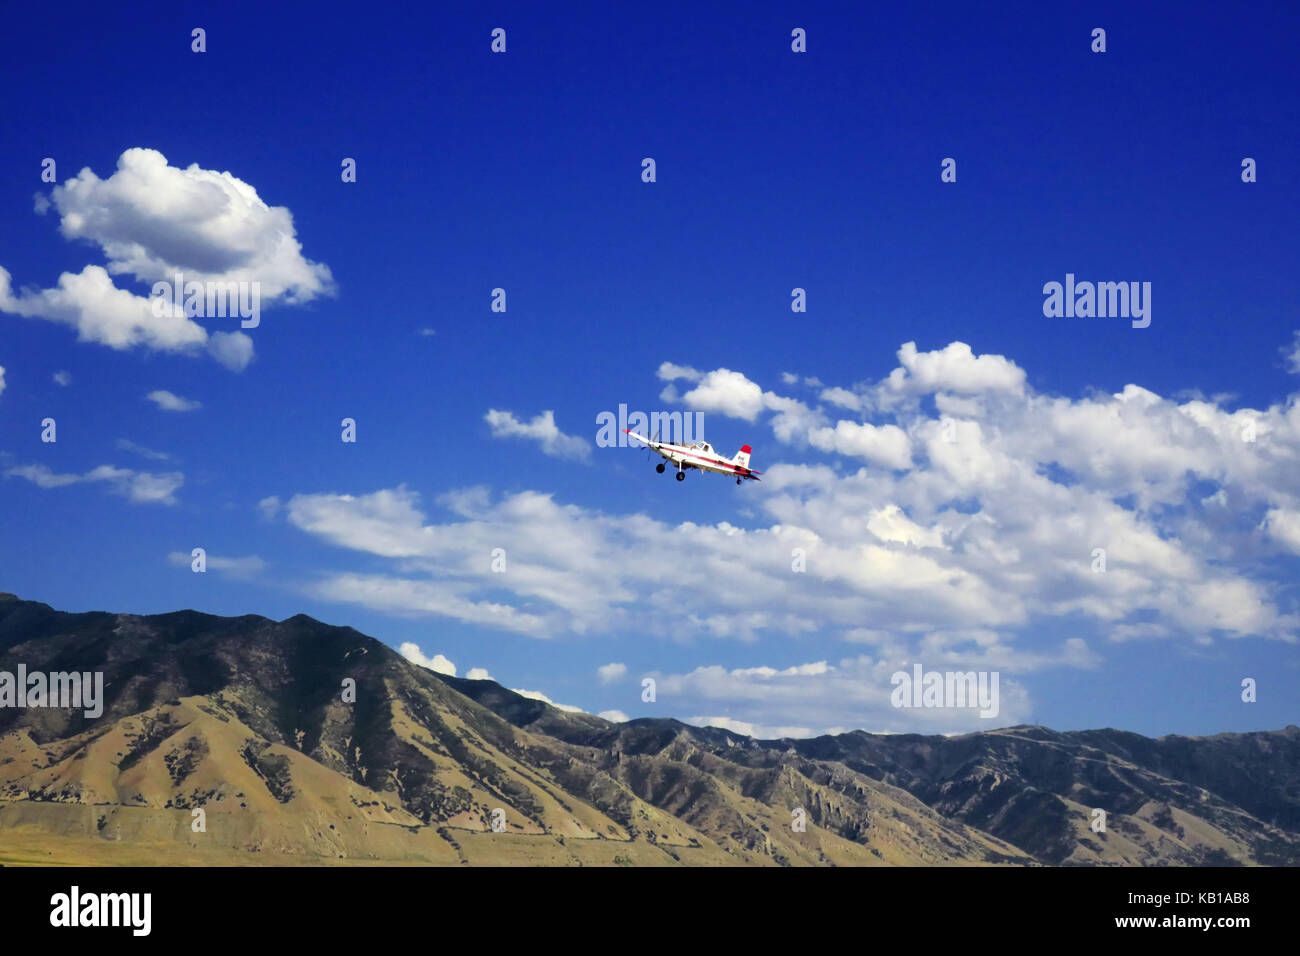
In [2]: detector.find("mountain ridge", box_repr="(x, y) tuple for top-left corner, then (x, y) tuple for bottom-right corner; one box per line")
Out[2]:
(0, 594), (1295, 866)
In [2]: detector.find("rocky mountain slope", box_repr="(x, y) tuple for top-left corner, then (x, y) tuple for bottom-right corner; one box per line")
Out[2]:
(0, 593), (1294, 866)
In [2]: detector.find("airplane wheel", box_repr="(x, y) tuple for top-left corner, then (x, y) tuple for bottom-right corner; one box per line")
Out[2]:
(676, 471), (685, 481)
(736, 478), (742, 485)
(656, 463), (665, 473)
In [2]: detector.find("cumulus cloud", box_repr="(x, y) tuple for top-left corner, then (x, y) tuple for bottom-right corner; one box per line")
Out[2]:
(664, 367), (765, 421)
(257, 495), (282, 520)
(1263, 508), (1300, 555)
(819, 386), (866, 411)
(0, 267), (260, 363)
(660, 367), (828, 448)
(399, 643), (457, 675)
(884, 341), (1026, 397)
(397, 644), (496, 681)
(1, 265), (206, 352)
(278, 336), (1300, 731)
(865, 505), (947, 548)
(6, 463), (183, 505)
(598, 709), (629, 722)
(657, 362), (702, 383)
(53, 370), (70, 386)
(284, 481), (1015, 644)
(207, 331), (255, 372)
(288, 486), (439, 559)
(597, 662), (628, 684)
(511, 688), (585, 713)
(485, 409), (590, 460)
(775, 372), (823, 390)
(50, 148), (332, 300)
(690, 716), (763, 737)
(807, 420), (912, 469)
(0, 148), (332, 370)
(0, 365), (5, 397)
(146, 389), (201, 412)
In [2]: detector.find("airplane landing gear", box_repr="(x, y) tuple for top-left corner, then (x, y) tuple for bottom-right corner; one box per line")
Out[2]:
(736, 478), (742, 485)
(676, 471), (685, 481)
(656, 463), (665, 473)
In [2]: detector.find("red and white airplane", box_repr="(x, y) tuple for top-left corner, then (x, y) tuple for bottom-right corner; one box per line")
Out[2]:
(624, 429), (762, 483)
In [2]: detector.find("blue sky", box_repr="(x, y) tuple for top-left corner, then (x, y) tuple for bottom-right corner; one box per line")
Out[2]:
(1, 1), (1297, 738)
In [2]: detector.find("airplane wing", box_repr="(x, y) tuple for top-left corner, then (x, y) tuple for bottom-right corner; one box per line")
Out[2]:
(623, 429), (655, 446)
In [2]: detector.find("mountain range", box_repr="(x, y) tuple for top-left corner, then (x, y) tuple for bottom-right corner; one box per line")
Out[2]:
(0, 592), (1295, 866)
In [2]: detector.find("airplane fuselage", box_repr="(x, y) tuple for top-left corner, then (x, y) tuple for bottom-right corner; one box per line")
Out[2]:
(624, 430), (761, 482)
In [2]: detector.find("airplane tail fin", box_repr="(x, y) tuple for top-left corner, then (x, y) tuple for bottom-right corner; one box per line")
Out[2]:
(734, 445), (752, 469)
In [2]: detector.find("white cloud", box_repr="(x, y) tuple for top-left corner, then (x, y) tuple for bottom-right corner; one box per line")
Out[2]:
(6, 463), (183, 505)
(207, 331), (254, 372)
(285, 486), (864, 639)
(807, 420), (913, 469)
(0, 265), (260, 370)
(884, 341), (1026, 397)
(257, 495), (282, 520)
(279, 335), (1300, 732)
(819, 386), (866, 411)
(597, 662), (627, 684)
(657, 362), (702, 383)
(0, 264), (208, 352)
(282, 459), (1282, 648)
(167, 551), (265, 578)
(667, 654), (1034, 737)
(763, 391), (824, 444)
(0, 148), (332, 369)
(146, 389), (201, 412)
(0, 365), (5, 397)
(287, 486), (439, 559)
(51, 148), (332, 301)
(691, 716), (759, 736)
(688, 716), (818, 740)
(1285, 332), (1300, 374)
(865, 505), (946, 548)
(115, 438), (171, 461)
(484, 409), (590, 460)
(397, 643), (495, 681)
(598, 709), (629, 722)
(5, 465), (82, 489)
(289, 417), (1295, 645)
(399, 643), (457, 676)
(1263, 508), (1300, 555)
(511, 688), (585, 713)
(303, 572), (549, 636)
(669, 368), (765, 421)
(53, 370), (70, 386)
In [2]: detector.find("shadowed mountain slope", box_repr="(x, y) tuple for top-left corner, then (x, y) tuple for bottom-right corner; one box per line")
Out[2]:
(0, 593), (1294, 866)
